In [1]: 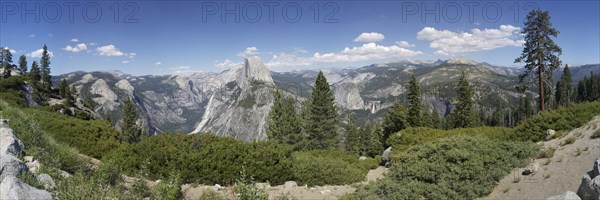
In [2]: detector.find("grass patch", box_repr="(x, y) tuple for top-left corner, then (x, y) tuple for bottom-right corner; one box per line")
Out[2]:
(562, 137), (576, 146)
(537, 148), (556, 159)
(592, 129), (600, 139)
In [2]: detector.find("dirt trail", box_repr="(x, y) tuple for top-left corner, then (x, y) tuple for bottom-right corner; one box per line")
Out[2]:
(182, 166), (388, 200)
(481, 116), (600, 200)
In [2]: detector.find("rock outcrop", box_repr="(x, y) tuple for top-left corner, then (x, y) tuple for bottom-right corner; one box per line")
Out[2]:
(0, 119), (52, 199)
(547, 191), (582, 200)
(577, 158), (600, 200)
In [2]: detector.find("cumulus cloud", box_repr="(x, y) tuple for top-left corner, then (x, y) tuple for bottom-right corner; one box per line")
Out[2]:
(27, 49), (54, 58)
(155, 61), (162, 66)
(63, 43), (88, 52)
(96, 45), (125, 56)
(3, 47), (16, 54)
(417, 24), (524, 55)
(71, 38), (79, 42)
(214, 59), (242, 69)
(312, 42), (422, 62)
(395, 41), (415, 47)
(169, 66), (203, 74)
(237, 47), (259, 57)
(353, 32), (385, 43)
(265, 43), (422, 70)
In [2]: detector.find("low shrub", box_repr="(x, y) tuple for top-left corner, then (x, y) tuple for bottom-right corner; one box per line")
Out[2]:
(291, 150), (368, 186)
(23, 108), (121, 159)
(156, 172), (182, 200)
(354, 135), (538, 200)
(592, 129), (600, 139)
(514, 101), (600, 141)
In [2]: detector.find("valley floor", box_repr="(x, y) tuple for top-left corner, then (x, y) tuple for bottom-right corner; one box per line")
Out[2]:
(482, 116), (600, 200)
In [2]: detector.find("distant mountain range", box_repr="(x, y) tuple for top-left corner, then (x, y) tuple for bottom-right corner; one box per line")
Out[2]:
(55, 57), (600, 141)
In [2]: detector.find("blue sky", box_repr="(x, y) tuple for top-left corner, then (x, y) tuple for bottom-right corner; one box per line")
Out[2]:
(1, 0), (598, 75)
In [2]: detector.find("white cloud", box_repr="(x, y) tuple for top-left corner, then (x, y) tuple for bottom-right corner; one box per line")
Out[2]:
(169, 66), (203, 74)
(312, 42), (423, 63)
(214, 59), (242, 69)
(417, 24), (523, 54)
(27, 49), (54, 58)
(353, 32), (385, 43)
(96, 45), (125, 56)
(434, 50), (450, 56)
(395, 41), (415, 47)
(3, 47), (16, 54)
(28, 34), (35, 38)
(264, 43), (422, 70)
(121, 60), (130, 64)
(237, 47), (259, 57)
(71, 38), (79, 42)
(129, 52), (136, 59)
(155, 61), (162, 66)
(63, 43), (88, 52)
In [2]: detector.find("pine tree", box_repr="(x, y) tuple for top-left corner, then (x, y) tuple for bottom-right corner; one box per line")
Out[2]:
(29, 61), (41, 87)
(381, 101), (408, 147)
(40, 45), (52, 92)
(343, 112), (360, 154)
(0, 48), (13, 68)
(266, 90), (285, 142)
(490, 100), (504, 126)
(59, 79), (69, 98)
(515, 10), (562, 112)
(555, 64), (573, 107)
(302, 71), (339, 150)
(431, 107), (442, 129)
(451, 71), (477, 128)
(120, 97), (142, 143)
(266, 90), (302, 147)
(18, 55), (27, 75)
(407, 75), (422, 127)
(64, 86), (74, 107)
(282, 97), (302, 146)
(364, 122), (383, 157)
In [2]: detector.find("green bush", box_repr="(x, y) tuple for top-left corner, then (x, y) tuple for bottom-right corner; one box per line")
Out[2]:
(22, 108), (121, 159)
(354, 135), (538, 200)
(156, 172), (182, 200)
(291, 150), (368, 186)
(106, 133), (294, 185)
(233, 170), (269, 200)
(514, 101), (600, 141)
(0, 76), (26, 107)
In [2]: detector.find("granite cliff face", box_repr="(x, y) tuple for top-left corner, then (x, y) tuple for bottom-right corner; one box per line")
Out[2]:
(57, 57), (599, 141)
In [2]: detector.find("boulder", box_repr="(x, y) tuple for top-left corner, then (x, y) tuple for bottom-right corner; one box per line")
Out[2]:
(0, 128), (24, 156)
(546, 129), (556, 141)
(593, 159), (600, 179)
(0, 154), (27, 178)
(0, 119), (8, 128)
(547, 191), (581, 200)
(381, 147), (392, 167)
(523, 162), (540, 175)
(284, 181), (297, 188)
(59, 170), (72, 178)
(213, 184), (223, 191)
(36, 174), (56, 190)
(0, 176), (52, 200)
(359, 156), (367, 161)
(577, 172), (600, 200)
(25, 159), (41, 174)
(254, 182), (270, 190)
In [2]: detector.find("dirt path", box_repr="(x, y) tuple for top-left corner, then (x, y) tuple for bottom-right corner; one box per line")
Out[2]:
(182, 166), (388, 200)
(481, 116), (600, 200)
